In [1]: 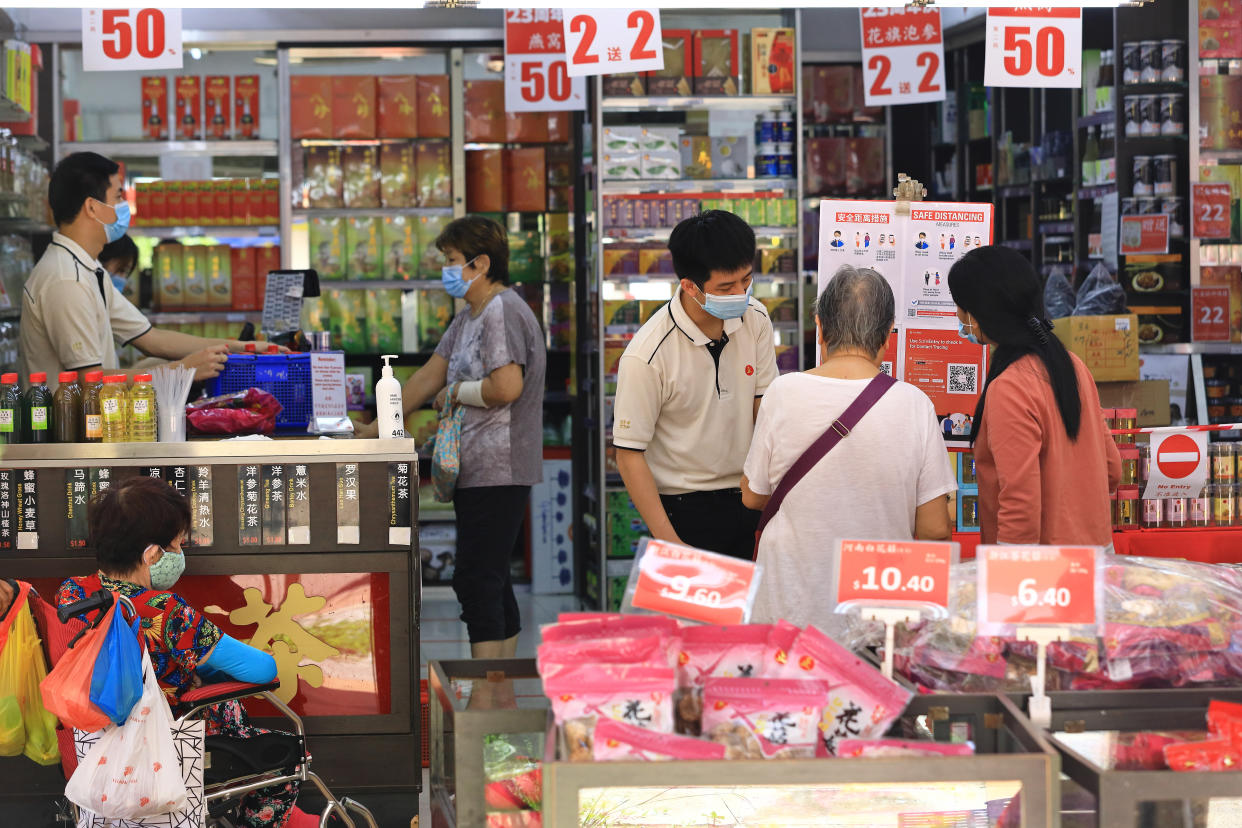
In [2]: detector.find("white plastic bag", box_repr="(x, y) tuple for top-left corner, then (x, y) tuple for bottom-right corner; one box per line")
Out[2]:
(66, 646), (189, 819)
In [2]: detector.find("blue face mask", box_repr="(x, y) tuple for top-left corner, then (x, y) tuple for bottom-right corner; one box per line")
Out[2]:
(109, 273), (128, 293)
(958, 317), (981, 345)
(94, 199), (131, 244)
(695, 284), (753, 320)
(441, 256), (480, 299)
(148, 546), (185, 591)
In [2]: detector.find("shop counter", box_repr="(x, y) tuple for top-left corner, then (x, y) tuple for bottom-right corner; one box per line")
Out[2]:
(1111, 527), (1242, 564)
(0, 439), (421, 797)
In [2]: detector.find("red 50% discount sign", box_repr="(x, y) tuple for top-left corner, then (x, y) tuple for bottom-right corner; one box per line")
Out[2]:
(505, 9), (584, 113)
(562, 8), (664, 78)
(1193, 182), (1232, 239)
(859, 7), (946, 107)
(628, 539), (757, 625)
(82, 8), (182, 72)
(978, 545), (1099, 631)
(985, 7), (1082, 89)
(835, 539), (953, 611)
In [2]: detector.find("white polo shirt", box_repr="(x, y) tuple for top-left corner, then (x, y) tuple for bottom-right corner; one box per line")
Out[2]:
(19, 233), (151, 380)
(613, 286), (779, 495)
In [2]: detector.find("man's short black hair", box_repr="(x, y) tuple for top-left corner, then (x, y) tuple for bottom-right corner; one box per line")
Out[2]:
(436, 215), (510, 285)
(667, 210), (755, 289)
(49, 152), (120, 227)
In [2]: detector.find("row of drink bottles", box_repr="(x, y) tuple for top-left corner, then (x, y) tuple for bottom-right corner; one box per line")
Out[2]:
(0, 371), (157, 444)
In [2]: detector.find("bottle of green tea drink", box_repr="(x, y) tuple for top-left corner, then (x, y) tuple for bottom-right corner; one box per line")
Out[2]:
(24, 372), (52, 443)
(100, 375), (129, 443)
(129, 373), (157, 442)
(81, 370), (104, 443)
(52, 371), (82, 443)
(0, 372), (21, 444)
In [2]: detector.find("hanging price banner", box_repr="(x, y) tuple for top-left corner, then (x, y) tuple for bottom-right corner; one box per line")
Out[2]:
(505, 9), (585, 113)
(984, 7), (1082, 89)
(1120, 214), (1170, 256)
(859, 7), (946, 107)
(626, 538), (758, 625)
(978, 545), (1099, 631)
(835, 539), (953, 612)
(82, 8), (182, 72)
(562, 8), (664, 78)
(1193, 182), (1232, 239)
(1193, 286), (1233, 342)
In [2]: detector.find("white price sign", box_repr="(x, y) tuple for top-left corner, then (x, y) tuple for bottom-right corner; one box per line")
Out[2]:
(1143, 431), (1210, 500)
(82, 8), (182, 72)
(985, 7), (1082, 89)
(860, 7), (946, 107)
(505, 9), (585, 113)
(561, 8), (664, 78)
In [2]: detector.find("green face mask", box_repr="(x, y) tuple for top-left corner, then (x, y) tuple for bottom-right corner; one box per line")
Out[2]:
(148, 547), (185, 591)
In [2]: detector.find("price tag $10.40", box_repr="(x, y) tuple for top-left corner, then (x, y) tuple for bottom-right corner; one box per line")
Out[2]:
(835, 539), (953, 612)
(981, 545), (1098, 629)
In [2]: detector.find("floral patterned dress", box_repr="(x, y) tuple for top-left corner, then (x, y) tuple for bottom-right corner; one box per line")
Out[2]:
(58, 573), (298, 828)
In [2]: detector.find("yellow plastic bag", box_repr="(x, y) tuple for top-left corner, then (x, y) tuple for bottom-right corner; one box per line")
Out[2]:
(0, 583), (59, 765)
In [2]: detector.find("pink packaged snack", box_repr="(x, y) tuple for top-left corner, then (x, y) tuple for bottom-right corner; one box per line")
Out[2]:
(543, 663), (676, 762)
(537, 633), (677, 679)
(674, 624), (772, 735)
(836, 738), (975, 758)
(766, 619), (801, 672)
(775, 625), (912, 756)
(557, 612), (622, 622)
(592, 717), (727, 762)
(701, 677), (829, 759)
(540, 615), (680, 643)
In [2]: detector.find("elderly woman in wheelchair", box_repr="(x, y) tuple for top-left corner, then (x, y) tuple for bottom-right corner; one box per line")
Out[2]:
(55, 476), (374, 828)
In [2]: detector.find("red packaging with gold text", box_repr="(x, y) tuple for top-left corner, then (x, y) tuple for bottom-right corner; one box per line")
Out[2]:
(466, 149), (505, 213)
(253, 246), (281, 307)
(416, 75), (450, 138)
(464, 80), (505, 142)
(377, 76), (418, 138)
(504, 148), (546, 213)
(233, 75), (260, 139)
(164, 181), (184, 226)
(174, 76), (202, 141)
(205, 76), (231, 139)
(290, 75), (332, 139)
(332, 76), (377, 139)
(213, 180), (231, 226)
(230, 246), (257, 311)
(247, 179), (265, 226)
(141, 77), (168, 140)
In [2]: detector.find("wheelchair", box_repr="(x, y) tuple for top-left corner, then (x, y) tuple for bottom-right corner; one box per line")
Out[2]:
(33, 587), (378, 828)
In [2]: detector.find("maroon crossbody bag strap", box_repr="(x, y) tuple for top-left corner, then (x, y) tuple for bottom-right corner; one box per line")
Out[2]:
(753, 372), (897, 558)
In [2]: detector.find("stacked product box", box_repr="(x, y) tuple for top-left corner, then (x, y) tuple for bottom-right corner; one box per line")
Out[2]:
(296, 141), (451, 210)
(134, 178), (278, 227)
(603, 27), (793, 98)
(152, 242), (278, 312)
(602, 194), (797, 230)
(607, 490), (649, 559)
(956, 450), (980, 533)
(290, 75), (449, 140)
(141, 75), (260, 140)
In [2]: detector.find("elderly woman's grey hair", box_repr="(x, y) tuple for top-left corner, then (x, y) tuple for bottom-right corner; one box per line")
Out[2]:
(815, 265), (896, 357)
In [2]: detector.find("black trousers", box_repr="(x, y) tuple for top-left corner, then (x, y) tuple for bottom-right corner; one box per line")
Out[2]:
(452, 485), (529, 644)
(659, 488), (759, 560)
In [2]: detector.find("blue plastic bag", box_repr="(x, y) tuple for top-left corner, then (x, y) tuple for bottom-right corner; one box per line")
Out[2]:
(89, 599), (144, 726)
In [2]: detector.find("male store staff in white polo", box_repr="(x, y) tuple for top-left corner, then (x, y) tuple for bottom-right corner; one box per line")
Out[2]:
(613, 210), (779, 560)
(21, 151), (248, 383)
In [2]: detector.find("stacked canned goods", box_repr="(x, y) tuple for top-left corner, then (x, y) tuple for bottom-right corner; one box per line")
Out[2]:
(755, 111), (795, 178)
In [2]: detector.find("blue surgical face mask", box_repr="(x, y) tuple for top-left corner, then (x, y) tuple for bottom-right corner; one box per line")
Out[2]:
(441, 256), (480, 299)
(957, 317), (981, 345)
(148, 546), (185, 591)
(109, 272), (128, 293)
(694, 284), (753, 321)
(93, 198), (131, 244)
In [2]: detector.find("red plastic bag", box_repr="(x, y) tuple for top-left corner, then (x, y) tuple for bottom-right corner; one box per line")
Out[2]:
(39, 602), (114, 733)
(186, 388), (282, 436)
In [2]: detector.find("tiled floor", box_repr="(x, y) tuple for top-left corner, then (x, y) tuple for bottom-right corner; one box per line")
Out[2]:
(417, 583), (581, 823)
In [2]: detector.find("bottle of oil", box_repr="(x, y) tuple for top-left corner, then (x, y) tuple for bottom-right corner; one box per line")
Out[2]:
(24, 372), (52, 443)
(82, 370), (104, 443)
(52, 371), (82, 443)
(0, 372), (21, 444)
(129, 373), (157, 442)
(101, 375), (129, 443)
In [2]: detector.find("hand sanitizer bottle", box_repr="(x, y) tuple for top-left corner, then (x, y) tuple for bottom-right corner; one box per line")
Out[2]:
(375, 354), (404, 438)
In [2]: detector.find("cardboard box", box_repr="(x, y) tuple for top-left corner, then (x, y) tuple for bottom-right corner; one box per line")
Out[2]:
(304, 147), (344, 209)
(309, 216), (347, 280)
(229, 179), (249, 226)
(647, 29), (693, 96)
(415, 141), (452, 208)
(181, 181), (201, 226)
(1052, 314), (1141, 382)
(155, 244), (184, 311)
(805, 136), (847, 195)
(246, 178), (265, 227)
(847, 136), (886, 195)
(141, 77), (168, 140)
(164, 182), (184, 226)
(332, 76), (376, 139)
(230, 246), (258, 311)
(174, 76), (202, 141)
(464, 80), (505, 142)
(680, 136), (712, 179)
(345, 216), (383, 281)
(145, 181), (167, 226)
(342, 146), (381, 209)
(205, 76), (231, 139)
(182, 245), (209, 309)
(505, 111), (548, 143)
(417, 215), (450, 278)
(263, 179), (279, 224)
(379, 142), (417, 209)
(253, 246), (281, 307)
(505, 148), (546, 213)
(693, 30), (740, 96)
(1097, 380), (1172, 427)
(711, 135), (751, 178)
(750, 27), (795, 95)
(290, 75), (333, 139)
(234, 75), (259, 139)
(547, 111), (570, 142)
(603, 73), (646, 97)
(206, 245), (232, 308)
(377, 75), (418, 138)
(466, 148), (505, 213)
(381, 215), (419, 280)
(416, 75), (450, 138)
(212, 180), (230, 226)
(365, 289), (403, 353)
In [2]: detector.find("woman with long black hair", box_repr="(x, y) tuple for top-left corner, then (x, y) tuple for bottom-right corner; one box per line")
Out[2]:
(948, 246), (1121, 547)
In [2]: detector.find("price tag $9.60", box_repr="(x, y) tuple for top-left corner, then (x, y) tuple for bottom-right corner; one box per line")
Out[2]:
(629, 539), (757, 625)
(835, 539), (953, 615)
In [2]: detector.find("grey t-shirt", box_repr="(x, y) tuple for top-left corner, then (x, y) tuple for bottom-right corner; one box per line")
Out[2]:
(435, 289), (546, 488)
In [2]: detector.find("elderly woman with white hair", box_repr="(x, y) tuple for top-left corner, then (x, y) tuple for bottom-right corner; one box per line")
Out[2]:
(741, 265), (956, 639)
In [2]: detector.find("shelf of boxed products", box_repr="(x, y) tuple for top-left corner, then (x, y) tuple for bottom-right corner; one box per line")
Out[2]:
(58, 140), (278, 158)
(604, 226), (796, 245)
(129, 225), (279, 239)
(602, 94), (795, 112)
(603, 271), (800, 284)
(320, 279), (441, 291)
(1139, 343), (1242, 355)
(292, 207), (453, 220)
(146, 311), (258, 325)
(599, 177), (796, 195)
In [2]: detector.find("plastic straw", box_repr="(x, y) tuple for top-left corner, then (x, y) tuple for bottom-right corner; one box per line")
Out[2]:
(152, 364), (194, 442)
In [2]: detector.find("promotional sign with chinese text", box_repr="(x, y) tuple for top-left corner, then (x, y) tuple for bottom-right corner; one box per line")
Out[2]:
(627, 538), (759, 625)
(836, 539), (954, 613)
(1193, 182), (1232, 239)
(561, 8), (664, 78)
(984, 7), (1082, 89)
(860, 7), (946, 107)
(1120, 214), (1170, 256)
(978, 545), (1101, 634)
(505, 9), (585, 112)
(82, 8), (182, 71)
(1192, 286), (1233, 342)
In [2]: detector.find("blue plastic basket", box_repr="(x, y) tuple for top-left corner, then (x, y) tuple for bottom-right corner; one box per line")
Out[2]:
(206, 353), (313, 430)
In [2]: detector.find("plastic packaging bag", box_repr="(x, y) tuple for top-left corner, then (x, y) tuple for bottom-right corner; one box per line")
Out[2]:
(542, 663), (676, 762)
(483, 732), (543, 811)
(186, 388), (282, 436)
(701, 677), (828, 759)
(89, 602), (143, 727)
(1043, 269), (1076, 320)
(429, 385), (463, 503)
(66, 646), (190, 819)
(592, 717), (727, 762)
(0, 583), (59, 764)
(1072, 261), (1127, 316)
(40, 599), (114, 734)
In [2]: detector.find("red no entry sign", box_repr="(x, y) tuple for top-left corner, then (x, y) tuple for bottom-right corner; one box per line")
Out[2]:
(1156, 433), (1201, 479)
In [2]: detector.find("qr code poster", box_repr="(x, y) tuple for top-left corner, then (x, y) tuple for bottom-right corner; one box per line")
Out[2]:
(901, 327), (986, 426)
